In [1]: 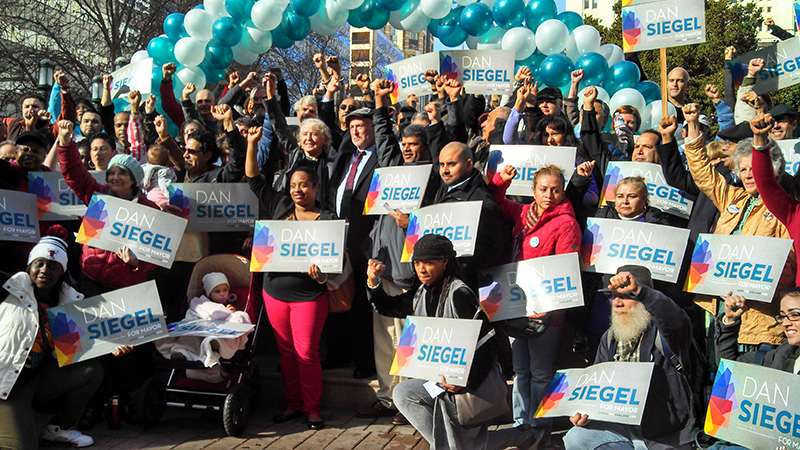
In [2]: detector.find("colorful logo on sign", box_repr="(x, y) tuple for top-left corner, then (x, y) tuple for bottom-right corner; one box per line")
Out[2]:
(440, 54), (459, 80)
(363, 172), (382, 215)
(250, 222), (276, 271)
(391, 319), (418, 375)
(479, 281), (503, 321)
(76, 197), (110, 244)
(705, 361), (739, 435)
(581, 222), (604, 267)
(27, 175), (54, 218)
(622, 10), (642, 52)
(600, 165), (625, 206)
(168, 186), (193, 218)
(386, 68), (400, 104)
(536, 372), (572, 417)
(685, 236), (713, 292)
(402, 213), (421, 262)
(49, 311), (86, 366)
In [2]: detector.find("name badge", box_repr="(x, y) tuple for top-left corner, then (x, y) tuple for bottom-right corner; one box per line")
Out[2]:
(727, 204), (740, 214)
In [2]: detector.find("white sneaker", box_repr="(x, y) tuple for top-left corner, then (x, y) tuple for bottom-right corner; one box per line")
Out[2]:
(42, 425), (94, 447)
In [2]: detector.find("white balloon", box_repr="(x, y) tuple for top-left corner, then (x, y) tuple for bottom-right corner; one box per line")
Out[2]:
(242, 20), (273, 53)
(251, 0), (285, 30)
(176, 66), (207, 88)
(477, 26), (505, 50)
(578, 86), (610, 108)
(455, 0), (477, 5)
(645, 101), (677, 130)
(272, 0), (290, 7)
(466, 35), (480, 49)
(535, 19), (569, 55)
(174, 37), (207, 67)
(500, 26), (536, 60)
(336, 0), (365, 10)
(571, 25), (601, 56)
(321, 0), (349, 27)
(185, 9), (215, 40)
(565, 37), (580, 62)
(310, 12), (336, 35)
(399, 3), (431, 33)
(479, 0), (495, 8)
(608, 88), (646, 116)
(232, 43), (259, 64)
(420, 0), (451, 20)
(599, 44), (624, 67)
(389, 9), (404, 29)
(130, 50), (149, 64)
(204, 0), (230, 18)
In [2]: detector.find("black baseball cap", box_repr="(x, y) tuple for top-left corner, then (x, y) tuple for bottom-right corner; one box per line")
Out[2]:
(538, 87), (563, 102)
(598, 265), (653, 298)
(15, 131), (49, 150)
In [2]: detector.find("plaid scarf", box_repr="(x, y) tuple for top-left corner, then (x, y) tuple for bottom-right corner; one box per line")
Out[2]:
(523, 204), (541, 234)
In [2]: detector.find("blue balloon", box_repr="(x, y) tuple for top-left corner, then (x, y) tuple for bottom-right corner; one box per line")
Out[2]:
(574, 52), (608, 88)
(438, 7), (467, 48)
(164, 13), (188, 42)
(556, 11), (583, 32)
(360, 0), (390, 29)
(271, 26), (295, 48)
(378, 0), (405, 11)
(212, 17), (243, 47)
(290, 0), (321, 17)
(281, 9), (312, 40)
(194, 4), (205, 9)
(525, 0), (557, 32)
(460, 3), (493, 36)
(493, 0), (525, 29)
(539, 54), (574, 88)
(151, 66), (164, 85)
(201, 63), (227, 84)
(516, 51), (546, 78)
(637, 81), (661, 104)
(348, 7), (366, 28)
(147, 36), (175, 66)
(226, 0), (255, 21)
(205, 40), (234, 69)
(602, 60), (641, 95)
(428, 17), (441, 37)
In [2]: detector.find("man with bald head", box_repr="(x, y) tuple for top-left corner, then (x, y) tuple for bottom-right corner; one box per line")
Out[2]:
(181, 82), (219, 133)
(668, 67), (690, 122)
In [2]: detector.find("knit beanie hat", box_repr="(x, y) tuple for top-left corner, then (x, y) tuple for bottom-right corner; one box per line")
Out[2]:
(202, 272), (229, 297)
(28, 236), (69, 272)
(108, 154), (144, 185)
(411, 234), (457, 261)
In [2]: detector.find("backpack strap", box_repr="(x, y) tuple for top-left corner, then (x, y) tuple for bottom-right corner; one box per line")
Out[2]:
(752, 343), (773, 366)
(655, 329), (692, 396)
(473, 308), (496, 349)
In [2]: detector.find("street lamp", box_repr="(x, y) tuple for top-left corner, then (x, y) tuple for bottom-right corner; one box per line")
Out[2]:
(91, 75), (103, 102)
(115, 57), (127, 71)
(38, 59), (54, 91)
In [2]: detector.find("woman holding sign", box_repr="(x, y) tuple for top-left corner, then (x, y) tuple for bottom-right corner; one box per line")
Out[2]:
(488, 164), (583, 445)
(245, 126), (340, 430)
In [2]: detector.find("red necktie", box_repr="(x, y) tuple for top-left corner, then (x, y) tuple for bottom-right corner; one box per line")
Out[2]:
(344, 151), (365, 190)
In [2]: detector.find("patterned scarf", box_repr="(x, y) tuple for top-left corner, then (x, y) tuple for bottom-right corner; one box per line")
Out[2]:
(523, 203), (541, 234)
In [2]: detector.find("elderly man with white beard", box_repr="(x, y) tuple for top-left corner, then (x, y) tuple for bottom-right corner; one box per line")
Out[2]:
(563, 266), (695, 450)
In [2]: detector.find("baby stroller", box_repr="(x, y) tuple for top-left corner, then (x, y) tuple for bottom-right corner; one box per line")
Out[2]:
(136, 254), (264, 436)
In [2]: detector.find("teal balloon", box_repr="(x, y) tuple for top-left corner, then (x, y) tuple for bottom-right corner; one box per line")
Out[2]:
(360, 0), (390, 29)
(428, 17), (441, 37)
(348, 7), (366, 28)
(212, 17), (242, 47)
(378, 0), (405, 11)
(493, 0), (525, 29)
(516, 51), (546, 78)
(205, 40), (234, 69)
(271, 26), (295, 48)
(226, 0), (255, 21)
(574, 52), (608, 88)
(556, 11), (583, 32)
(602, 60), (641, 95)
(147, 36), (175, 66)
(525, 0), (557, 32)
(539, 54), (574, 88)
(290, 0), (322, 17)
(164, 13), (188, 41)
(282, 9), (312, 40)
(202, 64), (227, 84)
(438, 6), (467, 48)
(637, 81), (661, 104)
(460, 3), (492, 36)
(151, 66), (164, 84)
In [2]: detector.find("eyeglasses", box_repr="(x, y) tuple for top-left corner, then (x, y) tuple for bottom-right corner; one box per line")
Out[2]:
(184, 148), (206, 155)
(602, 291), (634, 300)
(340, 104), (358, 112)
(774, 312), (800, 323)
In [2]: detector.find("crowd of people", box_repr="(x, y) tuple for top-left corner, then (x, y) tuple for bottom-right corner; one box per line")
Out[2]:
(2, 36), (800, 450)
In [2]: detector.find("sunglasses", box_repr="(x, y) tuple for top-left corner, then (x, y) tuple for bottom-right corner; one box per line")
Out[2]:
(184, 148), (207, 155)
(602, 291), (634, 300)
(340, 104), (358, 112)
(774, 312), (800, 323)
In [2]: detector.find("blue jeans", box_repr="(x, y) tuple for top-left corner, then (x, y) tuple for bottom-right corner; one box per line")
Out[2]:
(511, 326), (560, 429)
(563, 422), (649, 450)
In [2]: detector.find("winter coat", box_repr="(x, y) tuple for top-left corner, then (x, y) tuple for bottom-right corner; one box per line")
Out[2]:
(716, 315), (800, 373)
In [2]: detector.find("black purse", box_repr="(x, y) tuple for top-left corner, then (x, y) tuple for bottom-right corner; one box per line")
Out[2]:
(501, 313), (552, 339)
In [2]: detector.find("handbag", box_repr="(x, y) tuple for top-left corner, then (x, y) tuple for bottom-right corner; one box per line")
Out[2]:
(326, 255), (354, 313)
(502, 313), (553, 340)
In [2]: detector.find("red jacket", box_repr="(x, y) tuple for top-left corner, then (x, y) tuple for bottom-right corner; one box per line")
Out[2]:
(57, 140), (156, 289)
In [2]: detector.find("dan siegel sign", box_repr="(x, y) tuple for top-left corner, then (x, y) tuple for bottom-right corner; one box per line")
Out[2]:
(0, 190), (39, 243)
(390, 316), (482, 387)
(110, 58), (153, 100)
(535, 362), (654, 426)
(485, 145), (576, 197)
(581, 218), (690, 283)
(166, 319), (254, 338)
(168, 183), (258, 232)
(28, 171), (107, 221)
(622, 0), (706, 53)
(600, 162), (694, 219)
(777, 139), (800, 176)
(684, 234), (792, 302)
(705, 359), (800, 449)
(401, 201), (482, 262)
(439, 50), (514, 95)
(46, 281), (167, 366)
(729, 37), (800, 95)
(478, 253), (584, 322)
(363, 164), (431, 215)
(250, 220), (347, 273)
(385, 52), (439, 100)
(77, 194), (188, 268)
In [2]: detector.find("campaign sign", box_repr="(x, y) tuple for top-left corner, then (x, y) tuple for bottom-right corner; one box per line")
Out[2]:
(0, 190), (39, 243)
(363, 164), (431, 215)
(401, 201), (482, 262)
(535, 362), (654, 426)
(478, 253), (584, 321)
(600, 162), (694, 219)
(166, 319), (254, 338)
(581, 218), (689, 283)
(684, 234), (792, 302)
(776, 139), (800, 176)
(28, 171), (107, 221)
(76, 194), (188, 269)
(705, 359), (800, 449)
(621, 0), (706, 53)
(484, 145), (577, 197)
(729, 37), (800, 95)
(390, 316), (482, 387)
(439, 50), (514, 95)
(110, 58), (153, 100)
(47, 281), (167, 366)
(250, 220), (346, 273)
(168, 183), (258, 232)
(385, 52), (439, 101)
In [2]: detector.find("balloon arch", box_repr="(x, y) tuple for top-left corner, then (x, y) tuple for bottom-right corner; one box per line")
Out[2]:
(135, 0), (674, 129)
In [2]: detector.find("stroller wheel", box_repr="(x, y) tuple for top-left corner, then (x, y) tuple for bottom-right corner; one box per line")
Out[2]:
(136, 377), (166, 429)
(223, 384), (251, 437)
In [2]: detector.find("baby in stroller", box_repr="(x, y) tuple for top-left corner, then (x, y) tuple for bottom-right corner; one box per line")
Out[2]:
(156, 272), (253, 382)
